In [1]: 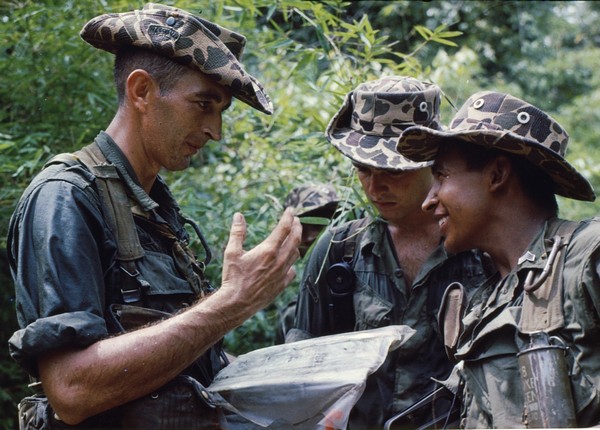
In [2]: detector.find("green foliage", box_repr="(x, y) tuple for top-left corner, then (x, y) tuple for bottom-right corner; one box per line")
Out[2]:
(1, 1), (600, 428)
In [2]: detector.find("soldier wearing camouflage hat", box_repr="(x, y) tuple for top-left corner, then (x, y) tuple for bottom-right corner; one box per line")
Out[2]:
(287, 76), (489, 429)
(396, 91), (600, 427)
(8, 3), (301, 428)
(284, 183), (340, 257)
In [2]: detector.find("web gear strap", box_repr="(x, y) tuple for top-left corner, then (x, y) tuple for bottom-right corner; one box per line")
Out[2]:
(519, 218), (580, 334)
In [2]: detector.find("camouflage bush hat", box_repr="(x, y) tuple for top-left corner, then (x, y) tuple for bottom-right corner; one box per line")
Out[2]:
(80, 3), (273, 114)
(326, 76), (443, 171)
(284, 184), (340, 221)
(396, 91), (595, 201)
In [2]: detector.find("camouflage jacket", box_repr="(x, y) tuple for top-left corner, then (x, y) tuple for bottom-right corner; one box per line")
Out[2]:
(455, 217), (600, 428)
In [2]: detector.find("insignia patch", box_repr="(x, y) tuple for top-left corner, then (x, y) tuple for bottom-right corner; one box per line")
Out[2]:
(148, 25), (180, 43)
(518, 251), (536, 265)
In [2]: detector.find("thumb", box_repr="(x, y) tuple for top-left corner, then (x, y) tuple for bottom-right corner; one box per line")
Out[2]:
(225, 212), (246, 256)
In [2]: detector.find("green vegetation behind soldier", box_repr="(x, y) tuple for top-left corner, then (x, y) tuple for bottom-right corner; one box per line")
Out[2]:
(287, 76), (491, 429)
(396, 91), (600, 428)
(7, 3), (301, 429)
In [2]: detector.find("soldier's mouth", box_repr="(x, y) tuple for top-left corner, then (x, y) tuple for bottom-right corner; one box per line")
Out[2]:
(438, 215), (449, 232)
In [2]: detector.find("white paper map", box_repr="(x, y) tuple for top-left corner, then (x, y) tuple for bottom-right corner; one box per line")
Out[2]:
(207, 325), (415, 429)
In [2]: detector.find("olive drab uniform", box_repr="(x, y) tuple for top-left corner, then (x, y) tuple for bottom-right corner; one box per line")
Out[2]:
(395, 90), (599, 428)
(9, 3), (276, 429)
(287, 215), (489, 428)
(287, 76), (490, 429)
(9, 132), (224, 429)
(445, 217), (600, 428)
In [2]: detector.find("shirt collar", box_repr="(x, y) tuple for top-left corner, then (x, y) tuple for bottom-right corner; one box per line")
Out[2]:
(356, 216), (451, 283)
(515, 221), (550, 272)
(95, 131), (159, 212)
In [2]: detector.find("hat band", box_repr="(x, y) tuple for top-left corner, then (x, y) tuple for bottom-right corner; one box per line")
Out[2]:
(351, 119), (435, 137)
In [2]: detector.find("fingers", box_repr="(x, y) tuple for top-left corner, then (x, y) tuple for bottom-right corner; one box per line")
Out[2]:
(262, 209), (302, 271)
(281, 215), (302, 266)
(224, 212), (247, 258)
(262, 208), (298, 249)
(219, 210), (301, 315)
(284, 266), (297, 287)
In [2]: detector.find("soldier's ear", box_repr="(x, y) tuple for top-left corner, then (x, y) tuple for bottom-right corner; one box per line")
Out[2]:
(126, 69), (157, 112)
(487, 155), (512, 192)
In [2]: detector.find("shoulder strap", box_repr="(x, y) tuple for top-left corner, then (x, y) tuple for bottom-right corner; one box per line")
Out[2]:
(324, 217), (371, 334)
(519, 219), (580, 334)
(74, 143), (144, 263)
(76, 143), (150, 303)
(333, 216), (370, 264)
(48, 142), (148, 303)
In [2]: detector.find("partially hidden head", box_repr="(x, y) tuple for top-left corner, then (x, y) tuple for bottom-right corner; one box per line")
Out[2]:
(80, 2), (272, 114)
(284, 183), (340, 220)
(284, 184), (340, 257)
(326, 76), (443, 171)
(396, 90), (595, 202)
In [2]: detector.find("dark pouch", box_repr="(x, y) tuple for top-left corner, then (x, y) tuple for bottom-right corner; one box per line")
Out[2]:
(17, 395), (75, 430)
(106, 303), (172, 333)
(18, 395), (50, 430)
(120, 374), (220, 430)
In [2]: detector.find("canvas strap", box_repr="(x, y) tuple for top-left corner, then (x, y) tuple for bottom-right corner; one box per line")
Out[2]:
(438, 281), (467, 358)
(518, 219), (580, 334)
(75, 143), (144, 261)
(46, 142), (147, 303)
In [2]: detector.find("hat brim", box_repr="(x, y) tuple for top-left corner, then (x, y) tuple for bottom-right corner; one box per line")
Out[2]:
(397, 126), (596, 201)
(297, 201), (340, 219)
(80, 8), (272, 114)
(326, 94), (432, 171)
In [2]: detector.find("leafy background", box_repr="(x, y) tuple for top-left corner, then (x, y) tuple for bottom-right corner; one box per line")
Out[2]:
(1, 1), (599, 427)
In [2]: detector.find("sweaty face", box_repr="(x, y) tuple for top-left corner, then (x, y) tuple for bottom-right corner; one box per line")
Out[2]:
(142, 69), (232, 172)
(422, 145), (490, 254)
(354, 163), (433, 225)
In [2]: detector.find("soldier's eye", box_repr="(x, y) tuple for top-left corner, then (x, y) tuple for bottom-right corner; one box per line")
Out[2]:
(434, 169), (448, 181)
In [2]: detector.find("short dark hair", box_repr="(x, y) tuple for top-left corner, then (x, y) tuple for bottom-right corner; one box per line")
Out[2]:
(113, 47), (191, 105)
(441, 139), (558, 216)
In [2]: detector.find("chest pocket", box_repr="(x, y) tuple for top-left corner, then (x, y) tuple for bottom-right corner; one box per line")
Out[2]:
(137, 250), (197, 296)
(354, 278), (393, 330)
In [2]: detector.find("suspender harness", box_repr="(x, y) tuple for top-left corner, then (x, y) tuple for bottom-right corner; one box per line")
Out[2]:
(47, 142), (150, 304)
(46, 141), (211, 305)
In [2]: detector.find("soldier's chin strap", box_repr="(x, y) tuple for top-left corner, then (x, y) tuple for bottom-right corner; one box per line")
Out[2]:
(384, 363), (463, 430)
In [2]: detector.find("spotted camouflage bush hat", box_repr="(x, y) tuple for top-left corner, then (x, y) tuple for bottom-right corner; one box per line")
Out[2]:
(396, 91), (595, 201)
(80, 3), (272, 114)
(326, 76), (443, 171)
(284, 184), (340, 221)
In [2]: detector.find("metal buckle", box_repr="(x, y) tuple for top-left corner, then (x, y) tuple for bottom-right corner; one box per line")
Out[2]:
(119, 265), (149, 303)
